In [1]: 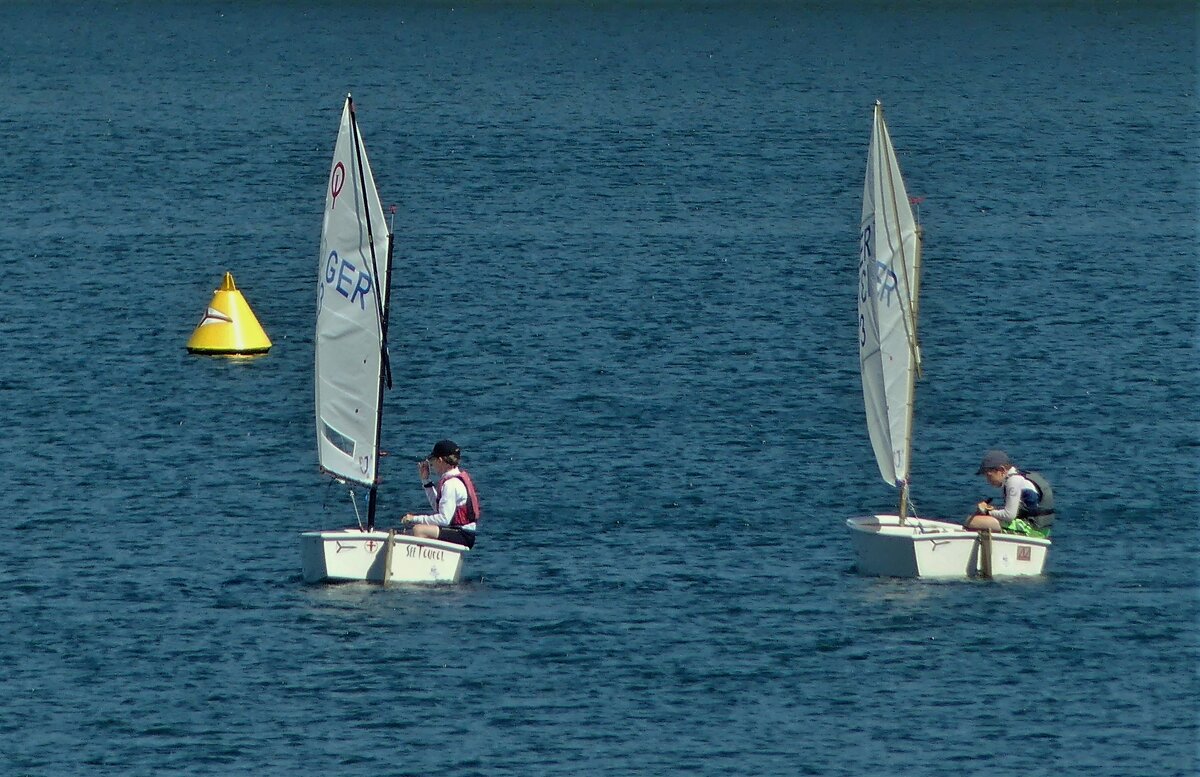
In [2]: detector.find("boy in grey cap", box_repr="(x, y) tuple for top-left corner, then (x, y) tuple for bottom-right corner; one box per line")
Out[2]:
(963, 449), (1044, 533)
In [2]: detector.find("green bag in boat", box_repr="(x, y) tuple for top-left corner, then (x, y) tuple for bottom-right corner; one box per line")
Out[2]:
(1004, 518), (1050, 539)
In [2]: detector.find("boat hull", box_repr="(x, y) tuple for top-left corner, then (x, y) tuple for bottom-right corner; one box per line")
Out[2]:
(300, 529), (468, 584)
(846, 514), (1050, 579)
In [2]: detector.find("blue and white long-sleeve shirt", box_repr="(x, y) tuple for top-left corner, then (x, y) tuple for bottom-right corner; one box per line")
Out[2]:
(986, 467), (1040, 522)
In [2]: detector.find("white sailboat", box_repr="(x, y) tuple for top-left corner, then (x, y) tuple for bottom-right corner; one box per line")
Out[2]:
(300, 95), (468, 584)
(844, 101), (1050, 579)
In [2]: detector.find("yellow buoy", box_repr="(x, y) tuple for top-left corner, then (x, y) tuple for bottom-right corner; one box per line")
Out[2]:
(186, 272), (272, 355)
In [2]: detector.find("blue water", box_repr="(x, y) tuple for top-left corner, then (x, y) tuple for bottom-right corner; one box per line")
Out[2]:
(1, 2), (1196, 775)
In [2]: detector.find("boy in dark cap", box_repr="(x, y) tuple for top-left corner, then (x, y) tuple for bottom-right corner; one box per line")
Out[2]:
(402, 439), (482, 547)
(963, 449), (1045, 533)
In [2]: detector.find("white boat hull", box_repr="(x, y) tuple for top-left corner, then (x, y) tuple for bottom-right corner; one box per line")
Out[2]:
(846, 514), (1050, 579)
(300, 529), (468, 584)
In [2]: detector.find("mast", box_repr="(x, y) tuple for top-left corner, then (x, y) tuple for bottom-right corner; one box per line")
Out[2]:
(346, 95), (391, 531)
(366, 232), (394, 531)
(898, 224), (923, 522)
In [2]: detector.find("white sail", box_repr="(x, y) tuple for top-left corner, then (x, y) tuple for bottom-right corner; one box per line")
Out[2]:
(858, 101), (921, 487)
(315, 95), (391, 487)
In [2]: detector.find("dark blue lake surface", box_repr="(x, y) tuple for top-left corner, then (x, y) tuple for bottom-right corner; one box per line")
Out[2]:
(0, 2), (1196, 775)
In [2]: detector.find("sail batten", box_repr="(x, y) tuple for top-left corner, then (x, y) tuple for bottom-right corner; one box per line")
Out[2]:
(315, 96), (392, 487)
(858, 102), (921, 489)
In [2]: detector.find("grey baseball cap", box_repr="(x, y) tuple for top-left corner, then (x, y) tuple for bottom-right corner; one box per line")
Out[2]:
(976, 449), (1012, 473)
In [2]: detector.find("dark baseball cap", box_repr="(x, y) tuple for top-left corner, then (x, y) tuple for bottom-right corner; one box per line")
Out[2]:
(429, 439), (460, 459)
(976, 449), (1012, 473)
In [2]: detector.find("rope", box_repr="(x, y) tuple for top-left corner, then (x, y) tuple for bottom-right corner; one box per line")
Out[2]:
(349, 487), (366, 531)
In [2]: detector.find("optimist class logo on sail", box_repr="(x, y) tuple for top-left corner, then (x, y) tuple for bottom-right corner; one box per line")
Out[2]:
(330, 162), (345, 208)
